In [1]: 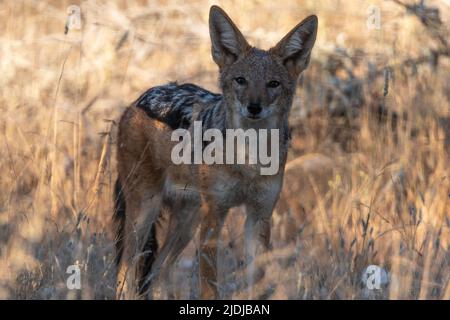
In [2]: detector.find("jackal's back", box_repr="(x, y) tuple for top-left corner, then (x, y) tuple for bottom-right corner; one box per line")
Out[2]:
(134, 82), (223, 130)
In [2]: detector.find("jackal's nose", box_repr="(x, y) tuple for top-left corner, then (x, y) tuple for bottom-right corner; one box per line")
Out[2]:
(247, 102), (262, 116)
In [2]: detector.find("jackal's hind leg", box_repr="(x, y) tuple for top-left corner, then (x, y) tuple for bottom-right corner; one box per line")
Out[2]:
(116, 195), (162, 300)
(116, 212), (140, 300)
(142, 186), (201, 299)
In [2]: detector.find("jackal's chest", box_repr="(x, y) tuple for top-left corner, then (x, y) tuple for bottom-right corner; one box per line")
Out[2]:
(196, 163), (283, 208)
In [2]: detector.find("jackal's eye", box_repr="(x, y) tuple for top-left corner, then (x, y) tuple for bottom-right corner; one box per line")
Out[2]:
(234, 77), (247, 85)
(267, 80), (280, 88)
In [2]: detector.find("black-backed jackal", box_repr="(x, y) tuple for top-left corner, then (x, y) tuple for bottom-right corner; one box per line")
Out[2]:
(114, 5), (318, 299)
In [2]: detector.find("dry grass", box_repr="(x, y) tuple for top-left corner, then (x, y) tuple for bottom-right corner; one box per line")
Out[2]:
(0, 0), (449, 299)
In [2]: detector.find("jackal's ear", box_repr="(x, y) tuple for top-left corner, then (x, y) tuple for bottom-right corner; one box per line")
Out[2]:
(272, 15), (318, 78)
(209, 6), (250, 68)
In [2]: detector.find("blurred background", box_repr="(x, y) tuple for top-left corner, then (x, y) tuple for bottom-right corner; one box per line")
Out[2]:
(0, 0), (449, 299)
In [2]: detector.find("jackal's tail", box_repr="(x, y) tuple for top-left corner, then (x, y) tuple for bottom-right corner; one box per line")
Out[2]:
(113, 179), (126, 266)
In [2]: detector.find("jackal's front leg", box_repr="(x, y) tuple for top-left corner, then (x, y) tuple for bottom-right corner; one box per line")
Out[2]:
(199, 202), (227, 299)
(244, 184), (281, 299)
(244, 211), (271, 299)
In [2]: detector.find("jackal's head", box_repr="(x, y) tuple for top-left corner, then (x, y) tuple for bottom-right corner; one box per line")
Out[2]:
(209, 6), (318, 127)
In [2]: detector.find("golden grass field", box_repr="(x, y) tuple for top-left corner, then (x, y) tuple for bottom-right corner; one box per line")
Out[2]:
(0, 0), (449, 299)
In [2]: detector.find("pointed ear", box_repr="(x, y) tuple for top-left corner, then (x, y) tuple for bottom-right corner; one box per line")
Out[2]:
(271, 15), (318, 78)
(209, 6), (250, 68)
